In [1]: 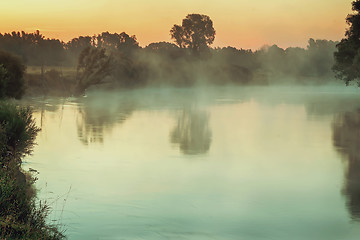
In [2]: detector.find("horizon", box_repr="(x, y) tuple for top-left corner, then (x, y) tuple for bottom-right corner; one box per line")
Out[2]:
(0, 0), (350, 50)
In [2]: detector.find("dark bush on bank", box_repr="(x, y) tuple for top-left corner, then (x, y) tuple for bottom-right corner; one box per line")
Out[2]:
(0, 102), (64, 239)
(0, 50), (26, 99)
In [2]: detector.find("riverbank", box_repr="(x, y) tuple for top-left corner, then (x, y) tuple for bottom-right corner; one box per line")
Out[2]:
(0, 102), (65, 239)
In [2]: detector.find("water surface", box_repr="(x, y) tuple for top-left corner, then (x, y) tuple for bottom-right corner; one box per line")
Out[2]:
(24, 86), (360, 240)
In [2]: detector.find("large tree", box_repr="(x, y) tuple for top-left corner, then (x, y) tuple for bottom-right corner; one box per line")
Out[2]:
(170, 14), (215, 55)
(333, 0), (360, 85)
(74, 47), (112, 96)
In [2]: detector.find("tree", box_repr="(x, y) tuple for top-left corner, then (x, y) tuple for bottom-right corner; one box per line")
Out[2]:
(0, 50), (26, 99)
(333, 0), (360, 85)
(74, 47), (112, 96)
(145, 41), (183, 59)
(170, 14), (216, 55)
(304, 39), (337, 77)
(95, 32), (139, 54)
(65, 36), (94, 65)
(66, 36), (93, 54)
(145, 42), (179, 53)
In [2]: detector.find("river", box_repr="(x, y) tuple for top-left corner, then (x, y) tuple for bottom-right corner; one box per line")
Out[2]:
(23, 85), (360, 239)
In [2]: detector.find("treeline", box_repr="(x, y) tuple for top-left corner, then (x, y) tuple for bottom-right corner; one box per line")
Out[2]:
(73, 37), (338, 94)
(0, 30), (337, 79)
(0, 14), (339, 95)
(0, 30), (139, 67)
(0, 31), (65, 67)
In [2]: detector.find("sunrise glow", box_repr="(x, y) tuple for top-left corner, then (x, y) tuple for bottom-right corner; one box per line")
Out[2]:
(0, 0), (350, 49)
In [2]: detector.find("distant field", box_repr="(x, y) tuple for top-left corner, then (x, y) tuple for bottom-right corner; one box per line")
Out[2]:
(26, 65), (77, 76)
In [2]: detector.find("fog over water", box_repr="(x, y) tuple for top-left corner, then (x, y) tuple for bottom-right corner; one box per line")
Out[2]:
(22, 85), (360, 239)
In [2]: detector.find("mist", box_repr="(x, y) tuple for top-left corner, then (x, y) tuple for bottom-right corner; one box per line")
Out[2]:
(2, 7), (360, 240)
(0, 29), (339, 97)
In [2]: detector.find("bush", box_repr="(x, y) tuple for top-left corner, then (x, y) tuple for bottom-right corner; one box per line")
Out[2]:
(0, 50), (26, 99)
(0, 102), (64, 239)
(0, 102), (40, 167)
(0, 169), (64, 239)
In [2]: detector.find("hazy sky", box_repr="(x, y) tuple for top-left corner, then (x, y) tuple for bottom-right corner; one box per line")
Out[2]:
(0, 0), (350, 49)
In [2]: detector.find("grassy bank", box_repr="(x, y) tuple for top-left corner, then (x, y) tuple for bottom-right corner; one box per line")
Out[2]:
(0, 102), (65, 239)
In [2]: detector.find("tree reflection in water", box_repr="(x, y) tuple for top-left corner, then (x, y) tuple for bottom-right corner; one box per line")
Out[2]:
(332, 109), (360, 219)
(76, 99), (135, 145)
(171, 108), (212, 155)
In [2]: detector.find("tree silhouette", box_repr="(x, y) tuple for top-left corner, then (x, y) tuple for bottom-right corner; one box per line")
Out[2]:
(65, 36), (93, 65)
(170, 14), (215, 55)
(95, 32), (139, 54)
(74, 47), (112, 96)
(145, 41), (182, 58)
(333, 0), (360, 85)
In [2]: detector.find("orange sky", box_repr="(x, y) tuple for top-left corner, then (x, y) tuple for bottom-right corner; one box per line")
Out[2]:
(0, 0), (351, 50)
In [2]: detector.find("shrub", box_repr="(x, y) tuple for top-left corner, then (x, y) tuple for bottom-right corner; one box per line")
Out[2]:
(0, 102), (64, 239)
(0, 102), (40, 167)
(0, 50), (26, 99)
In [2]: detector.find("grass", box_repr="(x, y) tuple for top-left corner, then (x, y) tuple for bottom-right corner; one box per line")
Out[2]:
(0, 167), (65, 239)
(0, 102), (65, 239)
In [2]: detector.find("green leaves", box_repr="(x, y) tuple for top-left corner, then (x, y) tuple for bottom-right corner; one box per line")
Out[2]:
(0, 103), (40, 167)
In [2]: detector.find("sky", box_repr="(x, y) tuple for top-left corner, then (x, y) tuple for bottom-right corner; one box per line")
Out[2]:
(0, 0), (351, 50)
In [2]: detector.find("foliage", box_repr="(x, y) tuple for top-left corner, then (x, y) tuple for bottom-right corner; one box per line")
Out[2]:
(306, 39), (337, 77)
(333, 0), (360, 85)
(0, 14), (341, 94)
(0, 102), (40, 167)
(74, 47), (113, 95)
(256, 40), (337, 82)
(0, 102), (63, 239)
(66, 36), (93, 54)
(0, 50), (26, 99)
(94, 31), (139, 53)
(170, 14), (216, 55)
(0, 167), (64, 239)
(0, 64), (8, 98)
(73, 36), (337, 93)
(145, 41), (183, 58)
(0, 30), (65, 67)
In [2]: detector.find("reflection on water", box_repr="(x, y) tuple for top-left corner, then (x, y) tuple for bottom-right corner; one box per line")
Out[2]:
(22, 86), (360, 240)
(170, 108), (211, 155)
(333, 109), (360, 219)
(76, 100), (134, 145)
